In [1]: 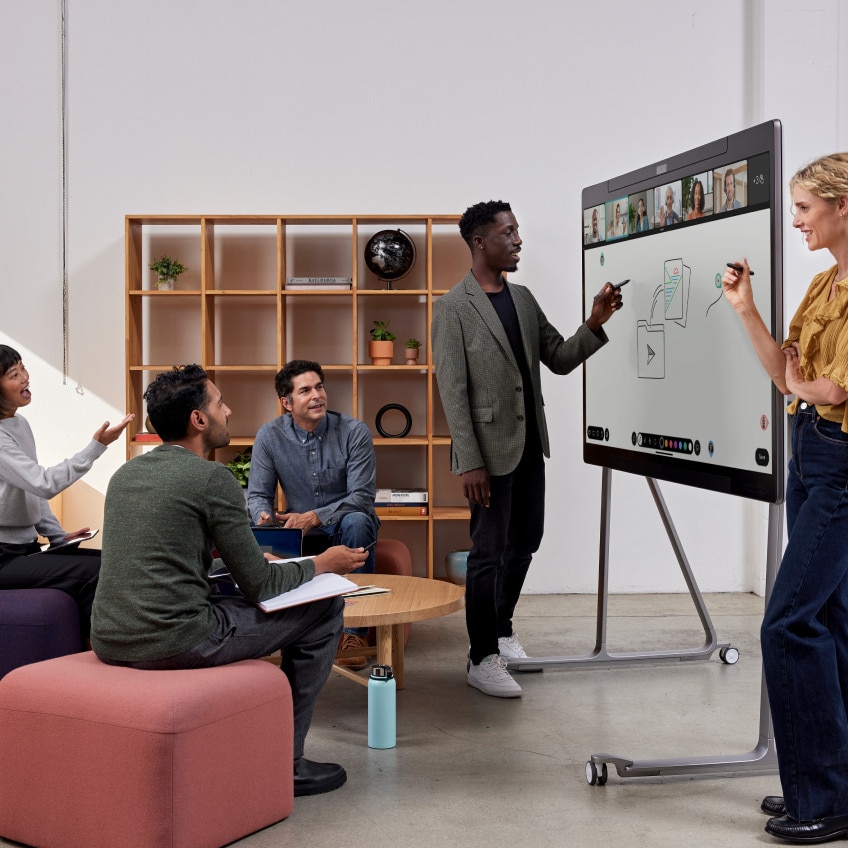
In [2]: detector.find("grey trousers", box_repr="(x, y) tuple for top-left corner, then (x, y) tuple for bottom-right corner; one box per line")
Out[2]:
(101, 594), (344, 759)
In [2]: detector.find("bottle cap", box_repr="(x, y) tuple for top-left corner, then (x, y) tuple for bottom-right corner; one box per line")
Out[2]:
(370, 664), (394, 680)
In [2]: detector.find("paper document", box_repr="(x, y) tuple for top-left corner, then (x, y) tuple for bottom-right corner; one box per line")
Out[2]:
(258, 572), (358, 613)
(343, 585), (391, 597)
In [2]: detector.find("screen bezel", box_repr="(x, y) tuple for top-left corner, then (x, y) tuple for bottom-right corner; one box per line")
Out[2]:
(581, 119), (784, 503)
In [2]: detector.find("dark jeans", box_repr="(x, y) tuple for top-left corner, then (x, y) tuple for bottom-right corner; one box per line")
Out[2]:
(762, 405), (848, 821)
(466, 441), (545, 665)
(0, 542), (100, 639)
(302, 511), (377, 637)
(100, 594), (344, 760)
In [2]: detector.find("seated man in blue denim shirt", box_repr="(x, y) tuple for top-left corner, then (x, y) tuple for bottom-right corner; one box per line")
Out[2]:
(247, 360), (379, 669)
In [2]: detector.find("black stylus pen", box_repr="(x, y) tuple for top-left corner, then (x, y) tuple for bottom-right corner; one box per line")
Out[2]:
(613, 279), (630, 289)
(727, 262), (755, 276)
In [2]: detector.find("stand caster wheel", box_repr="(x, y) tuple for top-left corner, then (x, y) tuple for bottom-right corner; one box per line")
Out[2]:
(585, 760), (608, 786)
(719, 646), (740, 665)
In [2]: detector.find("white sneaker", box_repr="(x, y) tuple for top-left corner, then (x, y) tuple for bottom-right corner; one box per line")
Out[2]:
(498, 633), (528, 659)
(467, 654), (522, 698)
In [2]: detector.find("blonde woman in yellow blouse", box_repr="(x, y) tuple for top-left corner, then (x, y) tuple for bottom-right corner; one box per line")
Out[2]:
(723, 153), (848, 845)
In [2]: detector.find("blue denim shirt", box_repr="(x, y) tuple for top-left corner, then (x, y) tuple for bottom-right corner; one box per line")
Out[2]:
(246, 411), (377, 527)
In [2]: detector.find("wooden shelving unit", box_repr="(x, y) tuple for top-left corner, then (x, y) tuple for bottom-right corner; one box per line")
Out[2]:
(125, 214), (472, 578)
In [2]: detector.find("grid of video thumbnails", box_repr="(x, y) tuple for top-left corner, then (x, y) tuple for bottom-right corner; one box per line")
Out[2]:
(583, 154), (770, 246)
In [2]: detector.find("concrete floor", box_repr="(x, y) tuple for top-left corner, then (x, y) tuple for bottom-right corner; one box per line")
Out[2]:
(0, 592), (783, 848)
(246, 591), (778, 848)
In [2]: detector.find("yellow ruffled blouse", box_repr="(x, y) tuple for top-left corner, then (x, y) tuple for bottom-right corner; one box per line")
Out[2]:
(783, 265), (848, 431)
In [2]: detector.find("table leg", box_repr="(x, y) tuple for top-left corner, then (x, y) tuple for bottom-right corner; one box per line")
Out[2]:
(331, 663), (368, 687)
(375, 623), (406, 690)
(391, 624), (405, 689)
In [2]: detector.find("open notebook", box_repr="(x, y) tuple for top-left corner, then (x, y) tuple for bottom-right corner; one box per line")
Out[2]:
(257, 572), (358, 613)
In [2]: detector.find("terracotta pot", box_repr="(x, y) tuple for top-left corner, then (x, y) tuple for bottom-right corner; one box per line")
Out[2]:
(404, 348), (420, 364)
(369, 339), (394, 365)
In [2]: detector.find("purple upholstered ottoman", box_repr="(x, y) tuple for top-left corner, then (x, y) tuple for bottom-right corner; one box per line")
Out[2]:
(0, 588), (82, 679)
(0, 652), (294, 848)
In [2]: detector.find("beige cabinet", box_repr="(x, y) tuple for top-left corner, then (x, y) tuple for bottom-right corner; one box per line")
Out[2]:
(125, 215), (472, 578)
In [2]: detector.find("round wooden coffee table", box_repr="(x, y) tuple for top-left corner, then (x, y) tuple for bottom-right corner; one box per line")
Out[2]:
(334, 573), (465, 689)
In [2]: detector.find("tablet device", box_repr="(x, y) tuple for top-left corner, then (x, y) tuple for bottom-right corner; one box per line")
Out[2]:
(33, 529), (100, 555)
(250, 526), (303, 560)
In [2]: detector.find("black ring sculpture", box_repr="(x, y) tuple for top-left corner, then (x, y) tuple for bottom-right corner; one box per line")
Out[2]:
(375, 403), (412, 438)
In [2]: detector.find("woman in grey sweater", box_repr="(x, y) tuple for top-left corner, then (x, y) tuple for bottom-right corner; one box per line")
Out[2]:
(0, 344), (131, 638)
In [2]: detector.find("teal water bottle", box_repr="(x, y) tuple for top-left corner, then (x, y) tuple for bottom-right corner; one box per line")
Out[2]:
(367, 664), (396, 749)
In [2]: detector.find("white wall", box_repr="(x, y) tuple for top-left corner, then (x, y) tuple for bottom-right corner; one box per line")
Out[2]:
(1, 0), (845, 593)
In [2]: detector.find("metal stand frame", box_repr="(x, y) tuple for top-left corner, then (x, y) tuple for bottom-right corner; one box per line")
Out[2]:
(586, 496), (781, 783)
(508, 468), (737, 673)
(504, 466), (781, 782)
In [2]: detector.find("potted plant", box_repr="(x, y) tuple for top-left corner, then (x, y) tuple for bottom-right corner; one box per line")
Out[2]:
(404, 337), (422, 364)
(225, 449), (252, 490)
(368, 320), (396, 365)
(149, 255), (187, 290)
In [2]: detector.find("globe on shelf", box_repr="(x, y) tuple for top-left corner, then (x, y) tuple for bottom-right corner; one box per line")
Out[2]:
(364, 229), (416, 289)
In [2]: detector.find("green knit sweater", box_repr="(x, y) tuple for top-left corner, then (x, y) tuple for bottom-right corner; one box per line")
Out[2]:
(91, 445), (315, 662)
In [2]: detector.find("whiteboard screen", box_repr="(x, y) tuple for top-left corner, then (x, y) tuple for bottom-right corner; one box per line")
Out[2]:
(582, 120), (784, 503)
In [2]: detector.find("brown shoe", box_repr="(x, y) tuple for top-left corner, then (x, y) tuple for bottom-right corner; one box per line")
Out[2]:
(337, 633), (368, 671)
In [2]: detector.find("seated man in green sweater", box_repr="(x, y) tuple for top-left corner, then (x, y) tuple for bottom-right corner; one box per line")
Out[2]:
(91, 365), (366, 797)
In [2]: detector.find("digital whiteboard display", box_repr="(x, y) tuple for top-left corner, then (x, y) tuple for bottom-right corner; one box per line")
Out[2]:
(582, 120), (784, 503)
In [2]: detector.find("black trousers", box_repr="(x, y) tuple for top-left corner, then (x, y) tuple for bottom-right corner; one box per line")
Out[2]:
(466, 439), (546, 665)
(0, 542), (100, 638)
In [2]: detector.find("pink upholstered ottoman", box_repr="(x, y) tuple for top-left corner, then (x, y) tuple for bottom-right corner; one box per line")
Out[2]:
(0, 652), (293, 848)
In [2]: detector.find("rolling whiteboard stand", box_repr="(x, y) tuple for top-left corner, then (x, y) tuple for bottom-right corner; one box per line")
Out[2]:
(585, 495), (782, 785)
(508, 467), (737, 673)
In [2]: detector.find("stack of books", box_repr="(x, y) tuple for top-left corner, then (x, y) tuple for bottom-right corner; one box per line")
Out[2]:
(374, 488), (429, 516)
(285, 276), (352, 291)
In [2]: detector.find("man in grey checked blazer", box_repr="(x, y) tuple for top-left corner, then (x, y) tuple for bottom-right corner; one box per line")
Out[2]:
(431, 200), (622, 697)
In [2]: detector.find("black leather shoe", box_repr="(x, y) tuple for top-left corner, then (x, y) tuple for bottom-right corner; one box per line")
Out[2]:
(762, 796), (788, 816)
(293, 757), (347, 797)
(765, 813), (848, 843)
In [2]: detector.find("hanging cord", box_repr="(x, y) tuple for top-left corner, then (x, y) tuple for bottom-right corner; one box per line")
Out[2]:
(60, 0), (68, 384)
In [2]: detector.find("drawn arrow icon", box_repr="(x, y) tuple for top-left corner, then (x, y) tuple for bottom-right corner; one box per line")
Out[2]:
(647, 344), (655, 365)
